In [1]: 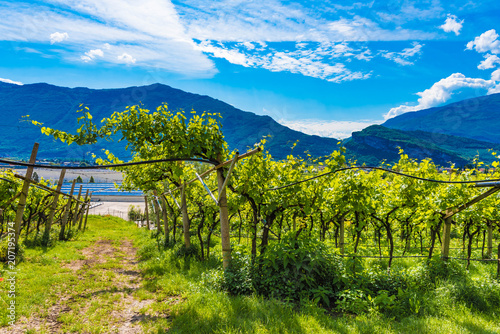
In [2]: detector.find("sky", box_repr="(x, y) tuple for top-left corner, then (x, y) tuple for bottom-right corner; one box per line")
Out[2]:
(1, 0), (500, 139)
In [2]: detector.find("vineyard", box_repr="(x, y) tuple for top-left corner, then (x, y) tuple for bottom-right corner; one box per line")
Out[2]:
(1, 104), (500, 332)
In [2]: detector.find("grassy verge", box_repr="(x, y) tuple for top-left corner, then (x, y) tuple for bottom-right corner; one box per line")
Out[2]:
(2, 217), (500, 333)
(0, 216), (149, 332)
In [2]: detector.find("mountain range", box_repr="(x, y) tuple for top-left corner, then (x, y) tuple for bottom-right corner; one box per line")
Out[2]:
(1, 81), (500, 167)
(0, 81), (338, 161)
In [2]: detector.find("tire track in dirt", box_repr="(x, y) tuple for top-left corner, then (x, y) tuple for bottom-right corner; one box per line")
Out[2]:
(2, 239), (156, 333)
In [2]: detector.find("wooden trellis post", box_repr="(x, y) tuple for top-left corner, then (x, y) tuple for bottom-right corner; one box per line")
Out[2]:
(59, 179), (76, 240)
(180, 183), (191, 249)
(487, 221), (493, 258)
(217, 153), (238, 269)
(83, 197), (90, 231)
(160, 193), (170, 243)
(78, 189), (89, 230)
(152, 190), (162, 233)
(144, 195), (150, 230)
(441, 216), (453, 259)
(45, 168), (66, 238)
(13, 142), (39, 246)
(72, 184), (83, 228)
(441, 185), (500, 259)
(339, 217), (345, 255)
(497, 244), (500, 279)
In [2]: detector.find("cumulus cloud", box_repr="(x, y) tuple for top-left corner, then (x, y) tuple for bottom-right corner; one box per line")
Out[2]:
(489, 84), (500, 94)
(81, 48), (104, 62)
(0, 78), (23, 85)
(478, 54), (500, 70)
(439, 14), (463, 35)
(50, 32), (69, 44)
(489, 69), (500, 94)
(492, 69), (500, 82)
(278, 119), (382, 139)
(380, 42), (424, 66)
(466, 29), (500, 54)
(384, 73), (495, 120)
(117, 53), (136, 64)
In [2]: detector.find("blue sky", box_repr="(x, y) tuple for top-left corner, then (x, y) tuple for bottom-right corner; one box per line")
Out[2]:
(1, 0), (500, 138)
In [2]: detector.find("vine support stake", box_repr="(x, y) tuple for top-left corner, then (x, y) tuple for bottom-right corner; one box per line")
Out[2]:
(217, 163), (232, 269)
(59, 179), (76, 240)
(217, 153), (238, 203)
(83, 195), (91, 231)
(487, 221), (493, 258)
(72, 184), (83, 228)
(160, 183), (170, 244)
(152, 190), (162, 234)
(441, 215), (452, 259)
(45, 168), (66, 237)
(180, 183), (191, 249)
(497, 244), (500, 280)
(13, 142), (39, 246)
(340, 216), (345, 255)
(78, 189), (89, 230)
(144, 195), (150, 230)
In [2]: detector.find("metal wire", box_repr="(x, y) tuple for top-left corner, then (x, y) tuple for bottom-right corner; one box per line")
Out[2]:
(0, 157), (218, 170)
(268, 166), (500, 191)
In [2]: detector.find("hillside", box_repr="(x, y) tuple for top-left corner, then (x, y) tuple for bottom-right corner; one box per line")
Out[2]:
(345, 125), (500, 166)
(383, 93), (500, 144)
(0, 82), (339, 160)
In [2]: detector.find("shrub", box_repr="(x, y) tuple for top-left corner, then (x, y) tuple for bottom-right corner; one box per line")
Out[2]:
(128, 205), (143, 222)
(221, 250), (253, 295)
(253, 232), (345, 306)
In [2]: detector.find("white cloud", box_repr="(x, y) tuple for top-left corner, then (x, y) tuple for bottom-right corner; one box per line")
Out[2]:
(0, 78), (23, 85)
(439, 14), (463, 35)
(117, 53), (136, 64)
(50, 31), (68, 44)
(278, 119), (382, 139)
(384, 73), (495, 120)
(0, 1), (215, 77)
(377, 0), (444, 25)
(489, 84), (500, 94)
(177, 0), (435, 42)
(492, 69), (500, 81)
(195, 41), (372, 83)
(478, 54), (500, 70)
(490, 69), (500, 94)
(380, 42), (424, 66)
(466, 29), (500, 54)
(81, 48), (103, 62)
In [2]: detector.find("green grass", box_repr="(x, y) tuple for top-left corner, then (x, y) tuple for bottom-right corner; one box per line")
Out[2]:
(2, 217), (500, 333)
(0, 215), (147, 332)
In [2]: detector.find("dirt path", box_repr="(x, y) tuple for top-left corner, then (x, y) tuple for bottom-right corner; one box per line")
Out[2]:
(3, 239), (156, 333)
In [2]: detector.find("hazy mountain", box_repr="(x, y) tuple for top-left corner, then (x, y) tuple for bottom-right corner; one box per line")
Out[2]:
(383, 93), (500, 144)
(345, 125), (500, 167)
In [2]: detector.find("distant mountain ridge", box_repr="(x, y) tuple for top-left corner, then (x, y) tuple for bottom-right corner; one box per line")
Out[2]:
(344, 125), (500, 166)
(382, 93), (500, 144)
(0, 82), (339, 160)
